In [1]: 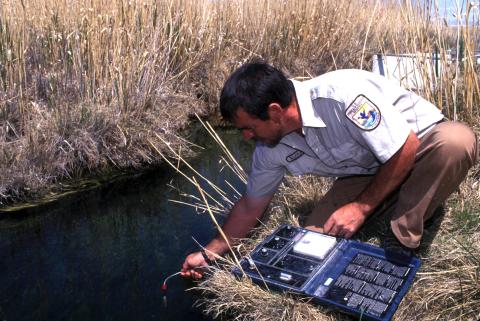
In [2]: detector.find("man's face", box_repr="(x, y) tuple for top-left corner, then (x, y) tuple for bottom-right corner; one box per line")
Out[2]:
(232, 108), (283, 146)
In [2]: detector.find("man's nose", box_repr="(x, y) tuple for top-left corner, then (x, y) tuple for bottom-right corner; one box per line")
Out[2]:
(242, 129), (254, 140)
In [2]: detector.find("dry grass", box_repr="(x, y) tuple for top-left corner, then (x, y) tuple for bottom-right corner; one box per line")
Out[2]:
(193, 167), (480, 321)
(1, 0), (478, 318)
(196, 270), (351, 321)
(1, 0), (479, 206)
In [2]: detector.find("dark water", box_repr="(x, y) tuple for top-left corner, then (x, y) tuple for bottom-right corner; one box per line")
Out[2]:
(0, 129), (253, 321)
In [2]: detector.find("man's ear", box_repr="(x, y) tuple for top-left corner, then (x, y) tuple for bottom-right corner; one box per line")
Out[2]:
(267, 103), (283, 122)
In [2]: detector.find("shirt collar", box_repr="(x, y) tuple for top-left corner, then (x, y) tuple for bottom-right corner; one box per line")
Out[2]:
(291, 79), (326, 132)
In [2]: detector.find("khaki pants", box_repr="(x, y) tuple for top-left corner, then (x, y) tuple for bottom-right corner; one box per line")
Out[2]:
(305, 121), (478, 249)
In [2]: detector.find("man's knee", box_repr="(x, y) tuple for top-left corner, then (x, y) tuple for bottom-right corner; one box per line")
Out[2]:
(426, 122), (477, 167)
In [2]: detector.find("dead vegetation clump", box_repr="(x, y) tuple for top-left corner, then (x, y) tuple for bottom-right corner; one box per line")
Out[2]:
(196, 269), (350, 321)
(1, 0), (478, 206)
(0, 91), (202, 204)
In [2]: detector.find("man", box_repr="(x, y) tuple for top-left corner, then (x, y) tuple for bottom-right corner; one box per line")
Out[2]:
(181, 62), (478, 279)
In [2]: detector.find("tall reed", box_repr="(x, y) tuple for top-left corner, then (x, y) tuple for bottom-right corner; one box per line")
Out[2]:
(0, 0), (478, 204)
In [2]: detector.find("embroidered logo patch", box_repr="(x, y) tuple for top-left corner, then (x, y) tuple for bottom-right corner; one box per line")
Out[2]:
(345, 95), (381, 130)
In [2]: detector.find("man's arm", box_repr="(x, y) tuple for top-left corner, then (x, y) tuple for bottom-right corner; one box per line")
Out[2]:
(181, 193), (273, 279)
(323, 130), (420, 238)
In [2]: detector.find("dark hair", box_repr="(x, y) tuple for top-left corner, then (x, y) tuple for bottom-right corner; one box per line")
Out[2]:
(219, 62), (295, 122)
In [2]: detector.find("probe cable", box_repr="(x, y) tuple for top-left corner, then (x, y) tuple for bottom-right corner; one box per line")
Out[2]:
(161, 264), (210, 308)
(161, 271), (182, 308)
(162, 240), (213, 308)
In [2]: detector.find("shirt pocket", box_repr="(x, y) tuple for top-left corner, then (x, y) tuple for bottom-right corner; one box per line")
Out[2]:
(326, 142), (375, 168)
(285, 153), (320, 176)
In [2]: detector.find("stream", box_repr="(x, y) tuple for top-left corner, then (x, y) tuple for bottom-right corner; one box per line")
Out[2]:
(0, 128), (253, 321)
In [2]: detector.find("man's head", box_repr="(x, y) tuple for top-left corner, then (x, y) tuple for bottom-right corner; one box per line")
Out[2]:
(219, 62), (296, 146)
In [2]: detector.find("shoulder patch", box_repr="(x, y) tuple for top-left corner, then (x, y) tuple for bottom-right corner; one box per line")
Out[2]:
(345, 95), (381, 130)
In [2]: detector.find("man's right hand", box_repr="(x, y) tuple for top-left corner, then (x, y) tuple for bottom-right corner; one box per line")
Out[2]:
(180, 194), (273, 280)
(181, 251), (210, 279)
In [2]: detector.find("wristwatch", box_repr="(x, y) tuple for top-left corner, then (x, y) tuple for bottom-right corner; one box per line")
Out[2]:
(200, 249), (213, 265)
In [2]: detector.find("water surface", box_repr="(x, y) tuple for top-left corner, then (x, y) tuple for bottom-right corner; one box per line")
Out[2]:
(0, 129), (253, 321)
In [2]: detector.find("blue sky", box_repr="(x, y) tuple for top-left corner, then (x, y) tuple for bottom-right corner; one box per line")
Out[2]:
(435, 0), (479, 25)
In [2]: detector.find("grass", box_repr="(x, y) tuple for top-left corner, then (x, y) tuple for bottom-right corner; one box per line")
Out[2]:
(0, 0), (479, 207)
(157, 120), (480, 321)
(1, 0), (478, 318)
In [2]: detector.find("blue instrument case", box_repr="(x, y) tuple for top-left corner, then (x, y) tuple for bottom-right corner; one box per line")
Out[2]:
(232, 225), (421, 321)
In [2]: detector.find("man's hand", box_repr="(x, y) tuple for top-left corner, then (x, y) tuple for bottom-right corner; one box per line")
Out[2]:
(180, 194), (273, 280)
(180, 194), (274, 280)
(323, 202), (367, 238)
(323, 131), (420, 239)
(181, 251), (210, 280)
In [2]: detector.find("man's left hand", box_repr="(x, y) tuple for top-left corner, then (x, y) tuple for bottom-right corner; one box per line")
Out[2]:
(323, 202), (368, 238)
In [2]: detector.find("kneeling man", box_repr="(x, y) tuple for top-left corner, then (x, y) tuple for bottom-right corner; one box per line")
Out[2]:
(182, 62), (478, 279)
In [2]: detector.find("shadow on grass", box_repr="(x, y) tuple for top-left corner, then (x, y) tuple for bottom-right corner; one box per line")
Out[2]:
(350, 202), (447, 255)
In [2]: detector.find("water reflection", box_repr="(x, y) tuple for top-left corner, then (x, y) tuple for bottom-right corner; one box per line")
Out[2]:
(0, 129), (253, 321)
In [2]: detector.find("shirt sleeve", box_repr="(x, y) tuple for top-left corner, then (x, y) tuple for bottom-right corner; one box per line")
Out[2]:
(245, 144), (286, 197)
(344, 93), (411, 163)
